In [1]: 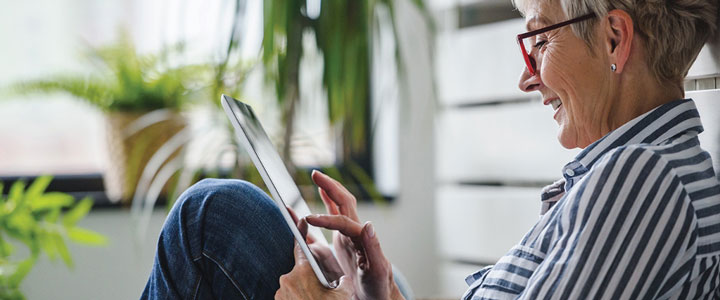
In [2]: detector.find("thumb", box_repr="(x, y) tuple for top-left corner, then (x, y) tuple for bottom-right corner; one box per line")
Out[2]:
(293, 241), (307, 264)
(360, 222), (387, 276)
(297, 217), (316, 244)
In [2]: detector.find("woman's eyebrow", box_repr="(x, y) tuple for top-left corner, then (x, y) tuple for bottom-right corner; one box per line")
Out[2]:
(526, 15), (553, 31)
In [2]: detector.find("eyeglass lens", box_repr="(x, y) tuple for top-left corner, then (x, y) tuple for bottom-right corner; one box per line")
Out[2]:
(517, 13), (596, 75)
(521, 37), (538, 74)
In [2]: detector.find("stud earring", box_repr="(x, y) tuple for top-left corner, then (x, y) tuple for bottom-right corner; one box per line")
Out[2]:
(611, 64), (617, 72)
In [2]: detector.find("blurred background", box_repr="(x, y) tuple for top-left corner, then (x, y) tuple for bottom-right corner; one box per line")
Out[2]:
(1, 0), (718, 298)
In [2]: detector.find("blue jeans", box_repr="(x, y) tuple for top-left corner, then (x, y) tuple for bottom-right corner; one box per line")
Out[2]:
(141, 179), (413, 300)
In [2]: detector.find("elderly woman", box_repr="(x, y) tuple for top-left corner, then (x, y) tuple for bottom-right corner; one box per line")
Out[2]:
(141, 0), (720, 299)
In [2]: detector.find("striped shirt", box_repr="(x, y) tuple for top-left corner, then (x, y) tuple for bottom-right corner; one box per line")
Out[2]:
(463, 99), (720, 299)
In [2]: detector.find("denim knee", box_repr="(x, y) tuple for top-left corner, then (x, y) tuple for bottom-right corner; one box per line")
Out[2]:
(165, 178), (281, 254)
(172, 178), (275, 216)
(149, 178), (295, 299)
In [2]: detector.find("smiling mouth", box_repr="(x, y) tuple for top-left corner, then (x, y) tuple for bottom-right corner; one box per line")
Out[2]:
(550, 99), (562, 111)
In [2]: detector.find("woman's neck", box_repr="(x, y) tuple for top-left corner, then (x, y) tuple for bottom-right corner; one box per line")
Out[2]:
(610, 67), (684, 131)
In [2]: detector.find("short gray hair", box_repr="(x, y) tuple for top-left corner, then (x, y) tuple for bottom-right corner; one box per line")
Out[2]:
(513, 0), (719, 85)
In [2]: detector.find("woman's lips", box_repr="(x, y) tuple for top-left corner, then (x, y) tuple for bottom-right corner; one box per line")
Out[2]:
(543, 97), (563, 122)
(549, 99), (562, 111)
(543, 97), (563, 112)
(553, 103), (563, 121)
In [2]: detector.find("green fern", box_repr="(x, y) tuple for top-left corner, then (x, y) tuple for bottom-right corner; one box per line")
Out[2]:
(0, 176), (107, 299)
(8, 30), (206, 112)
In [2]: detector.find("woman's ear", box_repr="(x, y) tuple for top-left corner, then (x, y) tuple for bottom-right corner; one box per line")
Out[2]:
(604, 9), (634, 73)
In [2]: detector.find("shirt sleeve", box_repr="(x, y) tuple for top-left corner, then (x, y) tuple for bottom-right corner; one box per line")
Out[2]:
(518, 146), (698, 300)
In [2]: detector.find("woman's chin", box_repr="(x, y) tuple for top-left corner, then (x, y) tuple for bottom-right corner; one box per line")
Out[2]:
(557, 128), (579, 149)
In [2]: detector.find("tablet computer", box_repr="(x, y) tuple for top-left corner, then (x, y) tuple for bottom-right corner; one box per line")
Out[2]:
(221, 94), (338, 289)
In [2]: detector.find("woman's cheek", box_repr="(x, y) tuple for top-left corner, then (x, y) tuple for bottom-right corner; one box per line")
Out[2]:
(539, 50), (564, 89)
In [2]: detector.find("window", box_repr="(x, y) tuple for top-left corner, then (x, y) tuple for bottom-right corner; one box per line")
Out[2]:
(1, 0), (398, 202)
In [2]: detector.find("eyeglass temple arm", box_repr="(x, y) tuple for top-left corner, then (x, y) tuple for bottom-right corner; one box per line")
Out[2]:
(517, 13), (596, 39)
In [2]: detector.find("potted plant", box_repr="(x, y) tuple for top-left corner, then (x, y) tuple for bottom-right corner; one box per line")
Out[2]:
(261, 0), (429, 201)
(0, 175), (106, 299)
(10, 31), (205, 204)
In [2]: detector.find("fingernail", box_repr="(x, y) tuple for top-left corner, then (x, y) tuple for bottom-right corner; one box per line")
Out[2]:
(366, 222), (375, 238)
(307, 214), (318, 219)
(312, 169), (318, 176)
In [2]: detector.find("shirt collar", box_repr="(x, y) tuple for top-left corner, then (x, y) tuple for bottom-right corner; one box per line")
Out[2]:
(572, 98), (703, 171)
(540, 99), (704, 212)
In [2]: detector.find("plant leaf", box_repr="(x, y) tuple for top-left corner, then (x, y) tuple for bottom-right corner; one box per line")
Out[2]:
(52, 233), (73, 268)
(66, 227), (108, 246)
(61, 197), (93, 227)
(29, 192), (74, 211)
(26, 175), (52, 200)
(7, 257), (35, 288)
(10, 76), (111, 110)
(7, 181), (25, 205)
(0, 288), (24, 300)
(7, 213), (35, 236)
(38, 230), (57, 261)
(346, 161), (385, 206)
(43, 208), (61, 223)
(0, 234), (14, 258)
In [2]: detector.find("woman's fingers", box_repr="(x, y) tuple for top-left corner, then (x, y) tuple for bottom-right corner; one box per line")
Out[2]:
(309, 243), (345, 279)
(360, 222), (388, 276)
(319, 187), (340, 215)
(307, 216), (389, 278)
(297, 218), (308, 237)
(288, 207), (315, 244)
(306, 214), (363, 238)
(311, 170), (359, 221)
(287, 205), (300, 224)
(278, 243), (353, 300)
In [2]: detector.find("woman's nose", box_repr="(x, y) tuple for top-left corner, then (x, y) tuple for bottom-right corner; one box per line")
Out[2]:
(518, 63), (542, 93)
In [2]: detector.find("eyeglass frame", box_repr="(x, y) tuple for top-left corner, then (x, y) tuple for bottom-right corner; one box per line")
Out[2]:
(517, 12), (596, 76)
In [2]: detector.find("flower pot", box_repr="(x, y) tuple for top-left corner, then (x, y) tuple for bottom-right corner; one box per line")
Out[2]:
(103, 111), (187, 204)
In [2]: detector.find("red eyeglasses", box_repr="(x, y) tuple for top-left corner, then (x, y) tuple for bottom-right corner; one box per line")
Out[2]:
(517, 13), (596, 75)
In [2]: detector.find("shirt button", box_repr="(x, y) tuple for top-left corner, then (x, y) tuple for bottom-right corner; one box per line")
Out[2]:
(565, 169), (575, 177)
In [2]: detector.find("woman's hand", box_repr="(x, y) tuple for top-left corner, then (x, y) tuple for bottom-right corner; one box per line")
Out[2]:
(286, 206), (344, 281)
(307, 170), (405, 300)
(275, 241), (353, 300)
